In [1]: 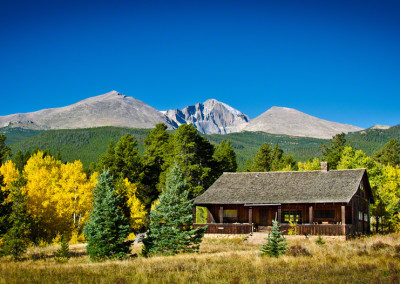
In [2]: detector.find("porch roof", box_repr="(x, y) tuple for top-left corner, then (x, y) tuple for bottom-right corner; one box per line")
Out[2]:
(194, 169), (368, 205)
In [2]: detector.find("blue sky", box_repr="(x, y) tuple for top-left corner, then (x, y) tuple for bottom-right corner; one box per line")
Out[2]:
(1, 0), (399, 128)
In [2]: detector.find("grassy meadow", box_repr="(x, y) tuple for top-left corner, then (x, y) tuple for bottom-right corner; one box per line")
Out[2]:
(1, 234), (400, 283)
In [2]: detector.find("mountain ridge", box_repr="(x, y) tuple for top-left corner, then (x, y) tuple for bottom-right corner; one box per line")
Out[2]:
(0, 90), (368, 138)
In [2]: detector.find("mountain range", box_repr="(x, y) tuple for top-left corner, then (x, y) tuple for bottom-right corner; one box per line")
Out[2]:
(0, 90), (380, 139)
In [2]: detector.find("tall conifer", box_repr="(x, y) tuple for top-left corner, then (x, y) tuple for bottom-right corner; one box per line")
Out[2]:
(142, 164), (206, 256)
(83, 170), (130, 260)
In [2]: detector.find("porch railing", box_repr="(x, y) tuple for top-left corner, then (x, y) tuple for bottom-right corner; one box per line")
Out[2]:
(193, 223), (253, 234)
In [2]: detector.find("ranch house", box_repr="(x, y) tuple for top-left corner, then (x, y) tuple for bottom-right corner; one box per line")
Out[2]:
(193, 162), (373, 236)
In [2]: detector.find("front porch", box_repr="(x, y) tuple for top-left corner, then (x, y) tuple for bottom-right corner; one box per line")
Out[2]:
(194, 202), (365, 236)
(193, 223), (352, 235)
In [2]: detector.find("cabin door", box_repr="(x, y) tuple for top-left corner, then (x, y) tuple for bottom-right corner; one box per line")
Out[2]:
(259, 207), (269, 226)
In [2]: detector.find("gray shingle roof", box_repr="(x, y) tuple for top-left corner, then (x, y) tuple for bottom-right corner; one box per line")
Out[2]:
(194, 169), (367, 205)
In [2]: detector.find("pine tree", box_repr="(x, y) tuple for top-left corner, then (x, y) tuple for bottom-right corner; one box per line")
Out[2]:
(12, 150), (31, 172)
(253, 143), (272, 172)
(141, 123), (170, 206)
(0, 175), (12, 237)
(142, 164), (206, 256)
(213, 140), (238, 175)
(2, 175), (30, 260)
(261, 220), (287, 258)
(163, 124), (215, 198)
(83, 170), (131, 261)
(373, 139), (400, 167)
(97, 139), (117, 175)
(114, 134), (142, 183)
(0, 134), (11, 165)
(54, 235), (70, 263)
(321, 133), (346, 169)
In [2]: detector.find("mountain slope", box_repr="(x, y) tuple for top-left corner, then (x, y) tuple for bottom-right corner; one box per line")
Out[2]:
(244, 107), (363, 139)
(0, 91), (169, 130)
(164, 99), (249, 134)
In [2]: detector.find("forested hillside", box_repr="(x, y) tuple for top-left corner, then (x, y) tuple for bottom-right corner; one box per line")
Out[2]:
(3, 124), (400, 170)
(347, 124), (400, 155)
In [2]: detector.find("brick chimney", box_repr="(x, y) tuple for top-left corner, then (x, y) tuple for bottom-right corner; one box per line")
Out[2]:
(321, 161), (329, 172)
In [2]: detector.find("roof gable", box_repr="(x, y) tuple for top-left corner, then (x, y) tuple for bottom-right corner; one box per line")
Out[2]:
(194, 169), (367, 205)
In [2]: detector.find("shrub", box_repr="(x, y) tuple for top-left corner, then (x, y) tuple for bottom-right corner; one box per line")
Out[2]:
(371, 241), (390, 251)
(287, 245), (312, 257)
(315, 235), (326, 245)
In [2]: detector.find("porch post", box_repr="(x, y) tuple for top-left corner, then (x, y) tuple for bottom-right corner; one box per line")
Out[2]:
(341, 205), (346, 235)
(277, 206), (282, 224)
(248, 206), (253, 224)
(309, 205), (313, 224)
(341, 205), (346, 225)
(219, 206), (224, 223)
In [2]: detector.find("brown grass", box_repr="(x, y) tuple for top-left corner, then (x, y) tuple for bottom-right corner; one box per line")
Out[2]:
(1, 234), (400, 283)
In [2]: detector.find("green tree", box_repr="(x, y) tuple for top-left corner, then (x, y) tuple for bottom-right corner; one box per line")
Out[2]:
(1, 175), (30, 260)
(164, 124), (215, 198)
(142, 164), (206, 256)
(12, 150), (31, 172)
(0, 175), (12, 237)
(141, 123), (170, 206)
(97, 139), (117, 174)
(321, 133), (346, 169)
(253, 143), (272, 172)
(54, 235), (70, 263)
(261, 219), (287, 258)
(83, 170), (131, 261)
(213, 140), (238, 175)
(373, 139), (400, 167)
(0, 134), (11, 165)
(114, 134), (142, 183)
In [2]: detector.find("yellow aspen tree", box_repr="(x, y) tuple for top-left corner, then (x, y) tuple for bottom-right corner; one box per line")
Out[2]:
(56, 161), (97, 232)
(298, 158), (321, 171)
(116, 178), (146, 232)
(0, 160), (19, 192)
(23, 151), (62, 242)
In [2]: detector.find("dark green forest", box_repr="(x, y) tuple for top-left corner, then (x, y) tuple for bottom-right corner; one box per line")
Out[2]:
(1, 124), (399, 170)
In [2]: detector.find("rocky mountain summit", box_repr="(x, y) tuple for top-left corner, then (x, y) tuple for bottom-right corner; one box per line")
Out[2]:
(0, 91), (168, 130)
(164, 99), (249, 134)
(0, 90), (366, 139)
(243, 106), (363, 139)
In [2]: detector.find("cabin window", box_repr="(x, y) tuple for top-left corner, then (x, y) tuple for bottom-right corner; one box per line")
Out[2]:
(314, 210), (335, 219)
(283, 210), (302, 223)
(223, 209), (238, 218)
(359, 212), (363, 221)
(364, 213), (368, 222)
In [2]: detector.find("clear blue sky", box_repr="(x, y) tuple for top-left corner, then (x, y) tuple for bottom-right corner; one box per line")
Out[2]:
(1, 0), (399, 128)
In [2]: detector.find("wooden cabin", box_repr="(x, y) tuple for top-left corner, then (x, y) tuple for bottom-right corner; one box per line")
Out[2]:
(193, 163), (373, 236)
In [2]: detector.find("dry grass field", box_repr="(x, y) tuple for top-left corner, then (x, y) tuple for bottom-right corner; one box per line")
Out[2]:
(1, 234), (400, 283)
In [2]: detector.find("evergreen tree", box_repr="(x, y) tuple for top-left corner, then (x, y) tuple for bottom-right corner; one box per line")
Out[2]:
(142, 164), (206, 256)
(54, 235), (70, 263)
(2, 175), (30, 260)
(270, 144), (284, 171)
(0, 175), (12, 237)
(164, 124), (215, 198)
(114, 134), (142, 183)
(213, 140), (238, 175)
(97, 139), (117, 173)
(261, 219), (287, 258)
(321, 133), (346, 169)
(253, 143), (272, 172)
(141, 123), (170, 206)
(12, 150), (31, 172)
(83, 170), (131, 261)
(0, 134), (11, 165)
(373, 139), (400, 167)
